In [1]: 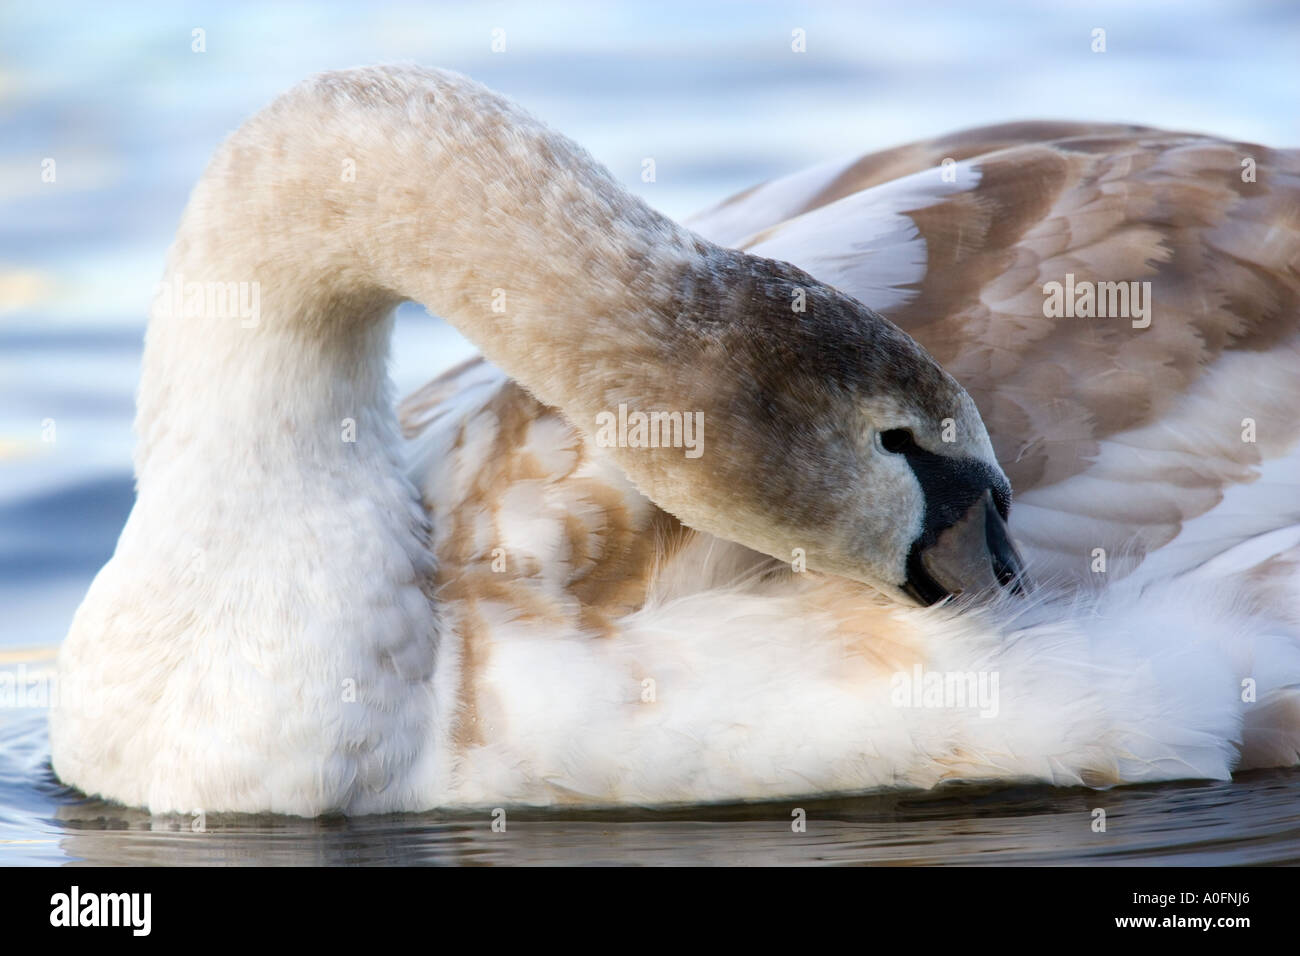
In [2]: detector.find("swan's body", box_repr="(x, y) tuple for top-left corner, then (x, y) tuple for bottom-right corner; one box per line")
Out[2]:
(51, 67), (1300, 815)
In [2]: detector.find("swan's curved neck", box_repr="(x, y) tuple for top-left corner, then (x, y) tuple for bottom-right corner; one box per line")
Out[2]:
(135, 67), (715, 483)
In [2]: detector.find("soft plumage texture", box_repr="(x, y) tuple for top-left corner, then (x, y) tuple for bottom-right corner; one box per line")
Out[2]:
(401, 359), (1300, 806)
(49, 68), (1300, 814)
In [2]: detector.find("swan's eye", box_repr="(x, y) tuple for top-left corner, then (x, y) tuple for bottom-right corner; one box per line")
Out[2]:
(878, 428), (916, 455)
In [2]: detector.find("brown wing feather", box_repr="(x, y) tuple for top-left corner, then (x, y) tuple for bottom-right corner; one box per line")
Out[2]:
(400, 358), (688, 636)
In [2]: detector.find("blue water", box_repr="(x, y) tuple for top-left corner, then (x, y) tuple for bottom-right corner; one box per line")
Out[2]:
(2, 1), (1299, 864)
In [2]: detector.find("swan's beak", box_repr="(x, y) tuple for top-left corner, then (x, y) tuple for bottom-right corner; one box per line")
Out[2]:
(901, 490), (1028, 606)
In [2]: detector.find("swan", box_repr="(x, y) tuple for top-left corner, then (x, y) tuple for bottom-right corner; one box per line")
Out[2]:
(50, 66), (1300, 815)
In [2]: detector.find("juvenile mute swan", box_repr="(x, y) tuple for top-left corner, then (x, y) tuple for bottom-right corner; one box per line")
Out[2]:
(52, 67), (1300, 815)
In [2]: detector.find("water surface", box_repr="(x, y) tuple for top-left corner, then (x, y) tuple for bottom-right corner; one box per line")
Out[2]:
(3, 709), (1299, 866)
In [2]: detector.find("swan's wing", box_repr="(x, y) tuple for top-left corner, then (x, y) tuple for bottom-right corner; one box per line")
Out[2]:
(689, 123), (1300, 585)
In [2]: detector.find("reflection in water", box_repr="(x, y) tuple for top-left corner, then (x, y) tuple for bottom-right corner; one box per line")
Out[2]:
(3, 711), (1298, 866)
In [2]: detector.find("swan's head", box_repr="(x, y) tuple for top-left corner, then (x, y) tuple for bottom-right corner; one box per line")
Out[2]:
(646, 252), (1027, 606)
